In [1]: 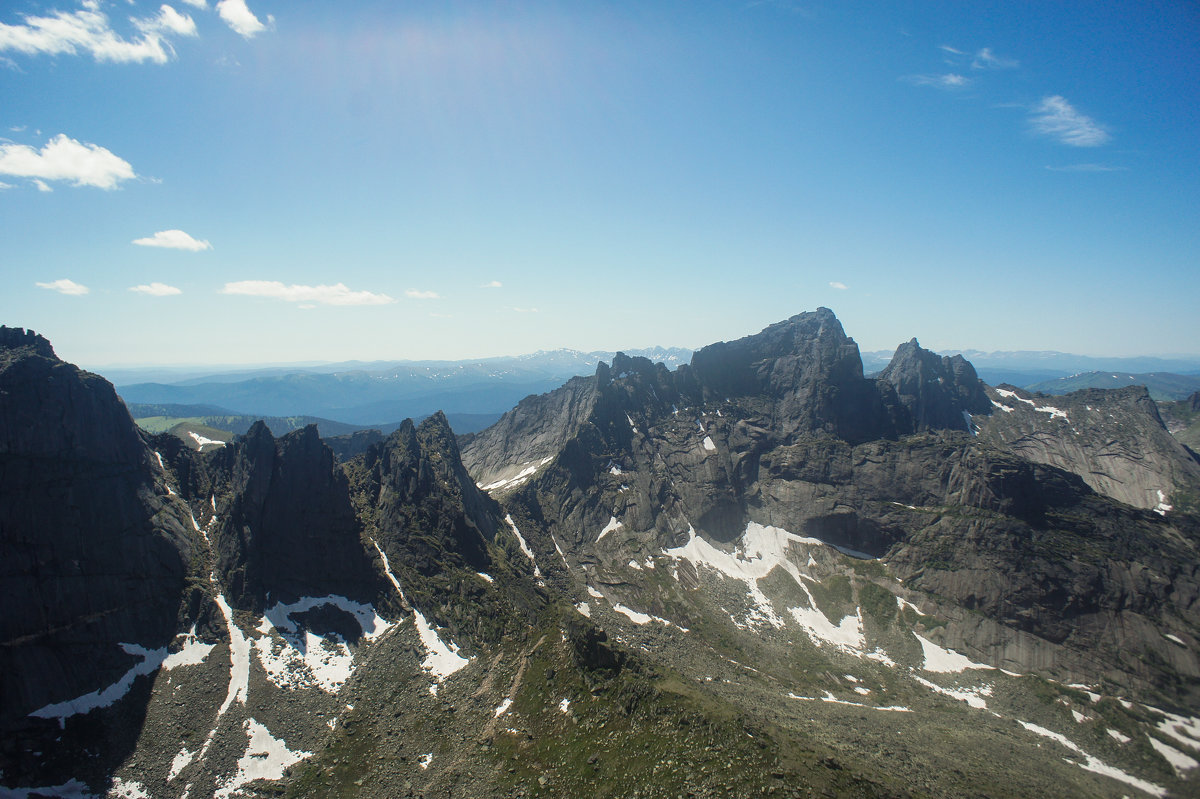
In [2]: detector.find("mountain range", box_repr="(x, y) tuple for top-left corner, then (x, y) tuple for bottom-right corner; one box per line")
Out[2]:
(3, 311), (1200, 798)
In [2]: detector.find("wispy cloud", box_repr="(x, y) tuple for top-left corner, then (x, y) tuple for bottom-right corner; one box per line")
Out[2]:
(510, 306), (539, 313)
(180, 0), (209, 8)
(0, 4), (196, 64)
(971, 47), (1018, 70)
(405, 289), (440, 299)
(1045, 163), (1127, 173)
(903, 73), (971, 90)
(939, 45), (965, 56)
(1030, 96), (1110, 147)
(0, 134), (136, 189)
(481, 280), (503, 288)
(132, 229), (212, 251)
(130, 282), (182, 296)
(34, 178), (52, 192)
(221, 281), (396, 306)
(829, 281), (848, 290)
(216, 0), (270, 38)
(36, 278), (89, 295)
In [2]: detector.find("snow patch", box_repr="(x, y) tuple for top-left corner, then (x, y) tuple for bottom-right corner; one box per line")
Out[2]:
(479, 457), (553, 492)
(788, 606), (865, 655)
(169, 747), (196, 781)
(164, 627), (216, 670)
(477, 572), (494, 583)
(990, 400), (1014, 413)
(575, 602), (591, 618)
(108, 778), (151, 798)
(188, 431), (225, 448)
(412, 609), (469, 682)
(702, 435), (716, 452)
(612, 604), (654, 625)
(914, 634), (993, 673)
(559, 698), (570, 713)
(215, 595), (252, 715)
(787, 692), (910, 712)
(505, 514), (542, 577)
(418, 753), (433, 770)
(1108, 728), (1132, 744)
(1019, 721), (1165, 797)
(597, 515), (623, 542)
(214, 719), (311, 799)
(1148, 735), (1199, 776)
(1155, 489), (1174, 517)
(494, 698), (513, 717)
(30, 643), (169, 722)
(154, 451), (165, 469)
(912, 674), (992, 709)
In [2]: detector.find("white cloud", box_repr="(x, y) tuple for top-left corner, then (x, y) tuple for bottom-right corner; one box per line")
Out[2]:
(405, 289), (440, 299)
(36, 278), (89, 295)
(135, 5), (198, 38)
(0, 181), (12, 189)
(34, 178), (52, 192)
(221, 281), (396, 306)
(829, 281), (848, 290)
(510, 306), (539, 313)
(130, 282), (182, 296)
(903, 73), (970, 90)
(972, 47), (1018, 70)
(132, 229), (212, 251)
(0, 6), (177, 64)
(0, 134), (136, 189)
(1030, 96), (1110, 147)
(481, 280), (503, 288)
(939, 45), (965, 56)
(216, 0), (269, 38)
(180, 0), (209, 8)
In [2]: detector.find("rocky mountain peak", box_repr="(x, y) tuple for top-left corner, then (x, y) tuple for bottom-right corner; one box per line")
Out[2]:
(212, 422), (380, 611)
(0, 325), (56, 360)
(878, 337), (991, 432)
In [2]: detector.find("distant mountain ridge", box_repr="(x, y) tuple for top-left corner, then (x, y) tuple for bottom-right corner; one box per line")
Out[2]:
(111, 347), (692, 427)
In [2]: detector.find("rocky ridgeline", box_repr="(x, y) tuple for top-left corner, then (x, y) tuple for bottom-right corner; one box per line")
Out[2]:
(465, 309), (1200, 699)
(4, 314), (1200, 798)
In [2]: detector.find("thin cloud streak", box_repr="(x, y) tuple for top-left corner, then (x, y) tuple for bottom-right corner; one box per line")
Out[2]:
(902, 73), (970, 90)
(829, 281), (848, 290)
(130, 282), (183, 296)
(971, 47), (1018, 70)
(36, 278), (89, 295)
(221, 281), (396, 306)
(1030, 96), (1110, 147)
(405, 289), (440, 299)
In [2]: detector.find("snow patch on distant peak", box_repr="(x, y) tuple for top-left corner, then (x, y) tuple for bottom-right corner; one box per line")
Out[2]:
(188, 431), (225, 448)
(702, 435), (716, 452)
(504, 515), (543, 577)
(1155, 489), (1173, 516)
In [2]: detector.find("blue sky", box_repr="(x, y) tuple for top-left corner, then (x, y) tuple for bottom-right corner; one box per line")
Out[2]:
(2, 1), (1197, 367)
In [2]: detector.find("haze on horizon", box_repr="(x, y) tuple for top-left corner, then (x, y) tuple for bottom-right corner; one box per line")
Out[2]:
(2, 1), (1197, 367)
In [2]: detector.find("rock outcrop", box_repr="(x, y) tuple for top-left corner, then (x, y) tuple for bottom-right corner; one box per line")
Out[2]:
(977, 384), (1200, 511)
(0, 327), (194, 720)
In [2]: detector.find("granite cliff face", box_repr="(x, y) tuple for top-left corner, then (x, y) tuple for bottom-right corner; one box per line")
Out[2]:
(0, 327), (195, 723)
(976, 383), (1200, 512)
